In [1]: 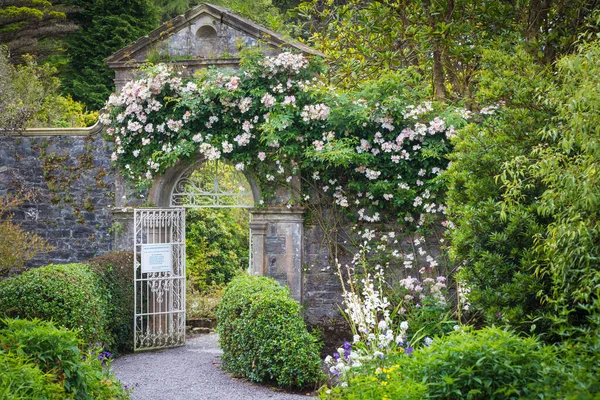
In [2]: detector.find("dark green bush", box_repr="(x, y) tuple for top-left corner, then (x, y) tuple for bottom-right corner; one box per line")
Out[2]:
(88, 252), (135, 354)
(0, 263), (112, 347)
(217, 274), (324, 389)
(0, 318), (129, 399)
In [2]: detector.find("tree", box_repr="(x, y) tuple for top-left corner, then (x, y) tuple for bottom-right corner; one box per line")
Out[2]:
(61, 0), (160, 109)
(0, 48), (96, 130)
(294, 0), (599, 100)
(0, 0), (76, 62)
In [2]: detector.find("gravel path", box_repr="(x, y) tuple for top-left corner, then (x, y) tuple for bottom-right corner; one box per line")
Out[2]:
(112, 334), (316, 400)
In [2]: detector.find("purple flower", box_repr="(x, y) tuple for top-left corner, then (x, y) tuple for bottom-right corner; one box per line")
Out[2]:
(343, 341), (352, 358)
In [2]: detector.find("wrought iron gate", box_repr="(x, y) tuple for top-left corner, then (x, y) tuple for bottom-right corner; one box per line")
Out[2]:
(133, 208), (186, 351)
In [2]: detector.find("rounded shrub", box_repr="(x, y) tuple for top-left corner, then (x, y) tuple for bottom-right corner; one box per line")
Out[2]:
(88, 252), (135, 354)
(217, 274), (324, 389)
(0, 263), (112, 347)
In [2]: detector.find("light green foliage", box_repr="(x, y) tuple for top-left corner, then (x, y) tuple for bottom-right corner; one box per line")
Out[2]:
(445, 44), (555, 332)
(0, 318), (130, 399)
(501, 39), (600, 335)
(186, 208), (249, 292)
(321, 369), (427, 400)
(0, 263), (112, 348)
(155, 0), (286, 29)
(0, 49), (97, 130)
(406, 327), (556, 399)
(217, 275), (324, 389)
(0, 352), (65, 399)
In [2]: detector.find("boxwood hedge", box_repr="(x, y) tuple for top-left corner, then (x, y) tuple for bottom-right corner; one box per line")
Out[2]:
(217, 274), (324, 389)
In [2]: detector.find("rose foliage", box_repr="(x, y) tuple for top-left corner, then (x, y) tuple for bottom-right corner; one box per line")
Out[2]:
(101, 51), (496, 233)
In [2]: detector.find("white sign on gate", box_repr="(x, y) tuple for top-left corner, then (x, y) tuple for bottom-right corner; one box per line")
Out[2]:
(141, 243), (173, 273)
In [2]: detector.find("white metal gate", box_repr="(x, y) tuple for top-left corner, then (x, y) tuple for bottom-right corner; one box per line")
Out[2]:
(134, 208), (186, 351)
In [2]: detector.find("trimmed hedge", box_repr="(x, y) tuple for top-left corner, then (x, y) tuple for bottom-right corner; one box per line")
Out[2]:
(217, 275), (324, 389)
(0, 263), (112, 347)
(88, 252), (135, 354)
(0, 318), (129, 399)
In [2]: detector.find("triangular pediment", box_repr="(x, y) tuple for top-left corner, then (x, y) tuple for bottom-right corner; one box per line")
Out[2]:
(105, 3), (320, 66)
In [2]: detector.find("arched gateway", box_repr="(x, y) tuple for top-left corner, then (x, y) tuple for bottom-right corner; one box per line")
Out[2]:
(130, 156), (304, 351)
(106, 3), (322, 350)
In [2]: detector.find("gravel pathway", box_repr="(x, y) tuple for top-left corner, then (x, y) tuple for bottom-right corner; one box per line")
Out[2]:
(112, 334), (316, 400)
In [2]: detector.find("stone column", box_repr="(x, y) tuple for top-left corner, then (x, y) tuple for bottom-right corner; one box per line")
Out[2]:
(111, 207), (135, 252)
(250, 207), (305, 302)
(249, 220), (267, 275)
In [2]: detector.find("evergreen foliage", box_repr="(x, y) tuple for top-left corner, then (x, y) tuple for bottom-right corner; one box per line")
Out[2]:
(62, 0), (160, 109)
(217, 275), (324, 389)
(0, 263), (113, 348)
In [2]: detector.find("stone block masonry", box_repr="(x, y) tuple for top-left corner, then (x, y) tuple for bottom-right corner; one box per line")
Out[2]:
(0, 127), (115, 269)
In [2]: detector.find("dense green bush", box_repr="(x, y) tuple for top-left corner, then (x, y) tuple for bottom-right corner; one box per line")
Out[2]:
(0, 318), (129, 399)
(88, 252), (135, 354)
(186, 208), (249, 292)
(445, 45), (554, 332)
(0, 263), (112, 347)
(217, 275), (324, 389)
(408, 327), (556, 399)
(323, 327), (557, 399)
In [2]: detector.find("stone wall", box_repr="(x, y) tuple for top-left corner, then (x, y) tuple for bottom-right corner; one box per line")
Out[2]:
(0, 128), (115, 269)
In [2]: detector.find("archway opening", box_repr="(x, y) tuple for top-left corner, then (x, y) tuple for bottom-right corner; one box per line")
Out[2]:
(170, 159), (253, 327)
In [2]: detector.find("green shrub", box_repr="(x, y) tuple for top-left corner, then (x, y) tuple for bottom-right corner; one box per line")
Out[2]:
(217, 274), (324, 389)
(0, 318), (130, 399)
(0, 263), (112, 347)
(88, 252), (135, 354)
(409, 327), (556, 399)
(0, 352), (65, 399)
(323, 327), (558, 400)
(445, 45), (554, 333)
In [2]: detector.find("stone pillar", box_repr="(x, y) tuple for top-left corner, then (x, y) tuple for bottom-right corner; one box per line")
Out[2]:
(249, 220), (267, 275)
(250, 207), (305, 302)
(111, 207), (135, 252)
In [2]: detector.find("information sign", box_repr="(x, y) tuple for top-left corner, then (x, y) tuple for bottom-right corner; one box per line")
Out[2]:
(141, 243), (172, 273)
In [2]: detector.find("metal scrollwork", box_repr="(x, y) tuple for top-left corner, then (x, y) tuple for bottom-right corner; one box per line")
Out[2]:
(170, 160), (254, 208)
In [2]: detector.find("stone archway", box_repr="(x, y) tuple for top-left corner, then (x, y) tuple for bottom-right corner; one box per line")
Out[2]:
(145, 156), (305, 301)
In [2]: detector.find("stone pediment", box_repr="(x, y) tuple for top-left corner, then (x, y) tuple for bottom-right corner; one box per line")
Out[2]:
(105, 2), (319, 69)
